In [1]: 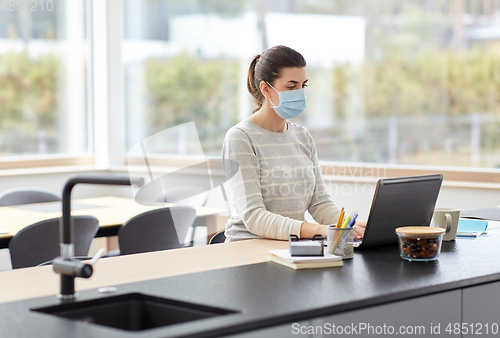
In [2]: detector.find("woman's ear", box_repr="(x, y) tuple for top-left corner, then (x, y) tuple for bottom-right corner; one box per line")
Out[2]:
(259, 81), (270, 99)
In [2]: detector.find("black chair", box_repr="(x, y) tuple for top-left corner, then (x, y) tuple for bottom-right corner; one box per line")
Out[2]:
(209, 230), (226, 245)
(0, 188), (61, 207)
(154, 185), (209, 246)
(118, 206), (197, 255)
(9, 216), (99, 269)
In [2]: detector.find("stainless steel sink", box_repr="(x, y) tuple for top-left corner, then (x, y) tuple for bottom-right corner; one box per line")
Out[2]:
(32, 293), (239, 331)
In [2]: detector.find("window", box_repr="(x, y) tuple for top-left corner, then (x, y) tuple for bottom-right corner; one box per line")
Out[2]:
(0, 0), (91, 158)
(123, 0), (500, 171)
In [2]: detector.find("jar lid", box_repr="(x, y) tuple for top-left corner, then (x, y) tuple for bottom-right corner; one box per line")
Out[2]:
(395, 226), (445, 235)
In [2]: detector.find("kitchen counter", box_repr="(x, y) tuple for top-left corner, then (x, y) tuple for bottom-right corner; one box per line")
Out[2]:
(1, 224), (500, 337)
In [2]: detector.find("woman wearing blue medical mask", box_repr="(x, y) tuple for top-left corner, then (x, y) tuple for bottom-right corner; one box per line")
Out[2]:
(222, 45), (366, 242)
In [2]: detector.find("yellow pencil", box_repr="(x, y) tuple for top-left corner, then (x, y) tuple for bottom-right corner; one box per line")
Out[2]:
(336, 208), (344, 228)
(330, 209), (345, 253)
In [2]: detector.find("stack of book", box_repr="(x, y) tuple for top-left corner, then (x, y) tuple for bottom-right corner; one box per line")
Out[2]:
(268, 249), (343, 270)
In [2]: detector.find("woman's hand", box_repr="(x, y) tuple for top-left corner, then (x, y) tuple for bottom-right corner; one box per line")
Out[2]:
(300, 221), (365, 240)
(353, 220), (366, 239)
(300, 222), (328, 239)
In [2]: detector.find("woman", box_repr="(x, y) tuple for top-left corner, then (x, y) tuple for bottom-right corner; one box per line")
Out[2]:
(222, 45), (365, 242)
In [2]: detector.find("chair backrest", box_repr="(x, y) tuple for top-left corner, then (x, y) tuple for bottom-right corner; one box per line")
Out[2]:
(9, 216), (99, 269)
(155, 185), (208, 207)
(118, 206), (197, 255)
(0, 188), (61, 207)
(209, 231), (226, 245)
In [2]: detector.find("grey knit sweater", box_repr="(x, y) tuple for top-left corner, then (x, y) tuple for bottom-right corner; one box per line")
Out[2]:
(221, 119), (341, 242)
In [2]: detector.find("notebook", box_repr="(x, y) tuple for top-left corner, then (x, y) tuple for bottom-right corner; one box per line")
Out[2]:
(268, 249), (343, 270)
(354, 174), (443, 249)
(456, 218), (488, 238)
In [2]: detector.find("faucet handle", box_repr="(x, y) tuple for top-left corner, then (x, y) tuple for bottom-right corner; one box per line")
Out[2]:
(90, 248), (106, 265)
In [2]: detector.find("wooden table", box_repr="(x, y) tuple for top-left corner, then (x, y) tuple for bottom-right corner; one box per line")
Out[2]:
(0, 196), (228, 249)
(0, 239), (288, 304)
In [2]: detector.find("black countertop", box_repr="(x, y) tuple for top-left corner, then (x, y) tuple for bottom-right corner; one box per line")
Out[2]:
(1, 227), (500, 338)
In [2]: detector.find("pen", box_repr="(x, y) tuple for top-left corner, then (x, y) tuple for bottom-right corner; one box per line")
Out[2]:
(348, 214), (358, 228)
(342, 215), (351, 229)
(457, 232), (477, 237)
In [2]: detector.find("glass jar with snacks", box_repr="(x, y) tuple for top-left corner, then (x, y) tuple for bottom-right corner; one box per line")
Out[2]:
(395, 226), (445, 262)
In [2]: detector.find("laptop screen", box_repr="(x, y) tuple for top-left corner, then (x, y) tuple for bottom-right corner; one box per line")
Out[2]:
(360, 174), (443, 248)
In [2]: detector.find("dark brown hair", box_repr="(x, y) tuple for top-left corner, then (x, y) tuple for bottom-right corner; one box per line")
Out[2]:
(247, 45), (306, 113)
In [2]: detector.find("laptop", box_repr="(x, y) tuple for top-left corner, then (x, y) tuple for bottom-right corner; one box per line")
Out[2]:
(354, 174), (443, 248)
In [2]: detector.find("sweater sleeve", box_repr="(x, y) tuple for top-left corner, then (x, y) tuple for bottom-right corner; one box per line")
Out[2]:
(222, 127), (303, 240)
(306, 133), (342, 225)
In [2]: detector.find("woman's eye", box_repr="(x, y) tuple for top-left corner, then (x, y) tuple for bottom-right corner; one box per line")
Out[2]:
(287, 86), (295, 90)
(302, 84), (308, 88)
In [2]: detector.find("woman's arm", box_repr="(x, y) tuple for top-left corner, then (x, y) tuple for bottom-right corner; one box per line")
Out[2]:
(300, 222), (328, 238)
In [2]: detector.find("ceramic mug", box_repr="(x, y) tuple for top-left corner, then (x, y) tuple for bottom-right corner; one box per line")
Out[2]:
(432, 208), (460, 241)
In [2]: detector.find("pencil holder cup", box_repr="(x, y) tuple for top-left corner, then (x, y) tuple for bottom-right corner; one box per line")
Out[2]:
(327, 226), (354, 259)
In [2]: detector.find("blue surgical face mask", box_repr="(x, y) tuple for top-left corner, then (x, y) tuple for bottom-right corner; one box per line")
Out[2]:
(267, 82), (307, 119)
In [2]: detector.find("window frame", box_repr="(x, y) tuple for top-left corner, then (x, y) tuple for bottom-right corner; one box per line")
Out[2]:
(320, 162), (500, 188)
(0, 155), (95, 171)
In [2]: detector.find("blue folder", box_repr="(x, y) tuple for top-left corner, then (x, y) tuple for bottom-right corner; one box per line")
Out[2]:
(456, 219), (488, 238)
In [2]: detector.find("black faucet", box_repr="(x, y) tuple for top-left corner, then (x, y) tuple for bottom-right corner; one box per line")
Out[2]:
(53, 175), (144, 299)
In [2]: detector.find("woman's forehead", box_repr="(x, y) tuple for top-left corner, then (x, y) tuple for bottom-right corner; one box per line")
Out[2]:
(277, 67), (308, 82)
